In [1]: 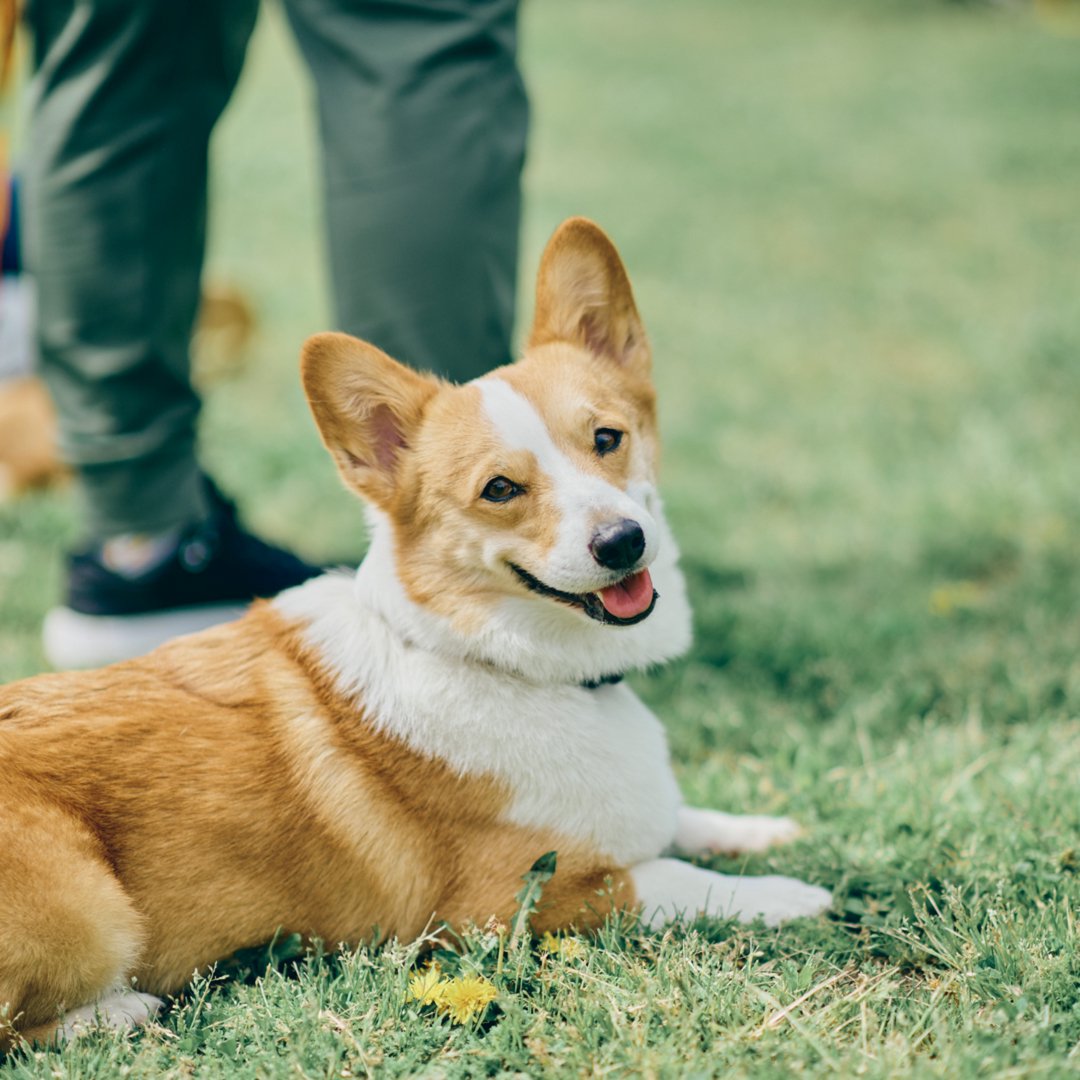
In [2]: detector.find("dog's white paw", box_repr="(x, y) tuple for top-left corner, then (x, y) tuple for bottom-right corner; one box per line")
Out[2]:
(721, 874), (834, 927)
(60, 989), (163, 1041)
(673, 806), (804, 857)
(632, 858), (832, 930)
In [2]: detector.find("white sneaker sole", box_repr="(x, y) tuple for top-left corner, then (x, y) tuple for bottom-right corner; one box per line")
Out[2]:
(43, 603), (250, 670)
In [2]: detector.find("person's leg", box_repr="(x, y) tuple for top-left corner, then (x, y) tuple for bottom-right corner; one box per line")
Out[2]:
(21, 0), (259, 540)
(283, 0), (528, 382)
(22, 0), (320, 669)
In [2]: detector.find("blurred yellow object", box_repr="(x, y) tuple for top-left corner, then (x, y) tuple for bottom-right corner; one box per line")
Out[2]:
(0, 376), (60, 501)
(929, 581), (987, 617)
(1034, 0), (1080, 36)
(0, 0), (15, 93)
(191, 283), (257, 388)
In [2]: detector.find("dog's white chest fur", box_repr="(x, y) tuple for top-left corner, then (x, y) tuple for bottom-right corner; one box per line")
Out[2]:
(276, 574), (682, 866)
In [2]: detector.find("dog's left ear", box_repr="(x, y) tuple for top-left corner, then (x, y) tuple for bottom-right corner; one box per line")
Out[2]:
(301, 332), (439, 507)
(527, 217), (651, 380)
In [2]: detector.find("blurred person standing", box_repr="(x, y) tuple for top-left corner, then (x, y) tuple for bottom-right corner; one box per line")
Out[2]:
(20, 0), (528, 669)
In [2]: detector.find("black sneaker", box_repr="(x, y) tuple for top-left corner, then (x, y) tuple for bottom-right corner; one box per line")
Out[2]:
(43, 479), (322, 669)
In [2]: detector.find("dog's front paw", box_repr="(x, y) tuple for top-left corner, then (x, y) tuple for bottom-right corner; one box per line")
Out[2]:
(674, 806), (804, 857)
(728, 874), (833, 927)
(632, 859), (833, 930)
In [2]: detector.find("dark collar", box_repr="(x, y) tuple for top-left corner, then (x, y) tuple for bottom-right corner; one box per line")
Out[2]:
(394, 619), (626, 692)
(579, 673), (625, 690)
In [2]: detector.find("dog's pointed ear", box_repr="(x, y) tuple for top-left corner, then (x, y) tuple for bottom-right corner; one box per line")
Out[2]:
(527, 217), (650, 379)
(301, 332), (439, 506)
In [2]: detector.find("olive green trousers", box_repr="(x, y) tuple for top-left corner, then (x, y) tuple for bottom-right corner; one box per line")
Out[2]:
(21, 0), (527, 539)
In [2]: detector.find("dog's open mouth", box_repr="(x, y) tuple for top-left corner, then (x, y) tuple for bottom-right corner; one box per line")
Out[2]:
(509, 564), (657, 626)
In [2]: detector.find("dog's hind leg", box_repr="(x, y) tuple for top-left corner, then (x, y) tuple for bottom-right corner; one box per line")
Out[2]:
(0, 793), (154, 1049)
(672, 805), (804, 857)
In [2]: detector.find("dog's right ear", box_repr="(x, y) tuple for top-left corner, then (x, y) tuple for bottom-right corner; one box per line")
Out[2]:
(528, 217), (651, 382)
(301, 332), (440, 507)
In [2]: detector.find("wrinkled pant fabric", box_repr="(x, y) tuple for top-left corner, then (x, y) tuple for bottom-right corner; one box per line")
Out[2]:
(21, 0), (527, 539)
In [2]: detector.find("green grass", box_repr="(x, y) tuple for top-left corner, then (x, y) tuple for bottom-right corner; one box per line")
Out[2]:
(3, 0), (1080, 1074)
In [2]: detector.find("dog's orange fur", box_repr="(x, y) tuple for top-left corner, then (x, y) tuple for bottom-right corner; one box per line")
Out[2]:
(0, 601), (633, 1047)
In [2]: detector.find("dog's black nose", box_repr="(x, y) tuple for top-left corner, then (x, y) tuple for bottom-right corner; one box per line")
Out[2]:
(590, 519), (646, 571)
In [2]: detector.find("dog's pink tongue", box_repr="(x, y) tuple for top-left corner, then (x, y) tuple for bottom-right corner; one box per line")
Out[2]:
(598, 568), (654, 619)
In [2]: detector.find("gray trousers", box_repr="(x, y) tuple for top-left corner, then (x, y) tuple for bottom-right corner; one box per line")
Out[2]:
(21, 0), (527, 539)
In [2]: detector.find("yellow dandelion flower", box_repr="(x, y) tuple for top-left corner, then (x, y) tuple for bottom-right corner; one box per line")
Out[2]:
(559, 937), (583, 960)
(436, 975), (498, 1025)
(539, 932), (584, 960)
(407, 963), (447, 1007)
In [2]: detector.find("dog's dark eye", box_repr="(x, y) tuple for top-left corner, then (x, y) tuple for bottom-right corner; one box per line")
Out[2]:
(481, 476), (522, 503)
(594, 428), (623, 456)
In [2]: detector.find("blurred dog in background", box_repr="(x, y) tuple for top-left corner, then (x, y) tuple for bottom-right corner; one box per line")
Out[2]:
(0, 274), (257, 501)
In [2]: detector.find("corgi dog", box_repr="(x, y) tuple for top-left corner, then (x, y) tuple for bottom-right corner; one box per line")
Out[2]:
(0, 219), (831, 1048)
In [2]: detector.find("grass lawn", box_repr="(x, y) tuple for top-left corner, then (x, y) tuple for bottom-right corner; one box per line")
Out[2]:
(3, 0), (1080, 1075)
